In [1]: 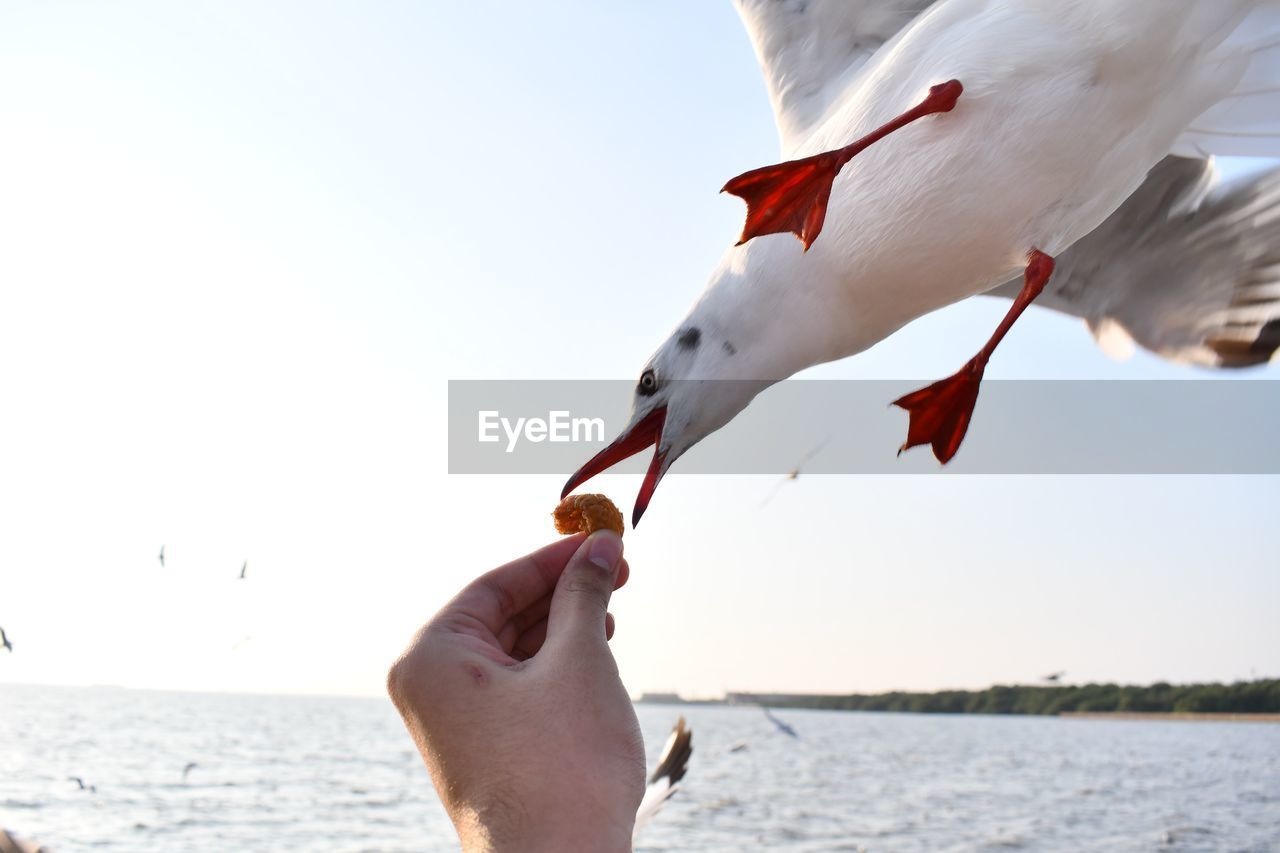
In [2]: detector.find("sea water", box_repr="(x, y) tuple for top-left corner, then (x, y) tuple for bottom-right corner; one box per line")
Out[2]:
(2, 686), (1278, 851)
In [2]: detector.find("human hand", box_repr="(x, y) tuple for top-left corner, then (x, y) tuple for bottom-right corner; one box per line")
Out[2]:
(387, 531), (645, 852)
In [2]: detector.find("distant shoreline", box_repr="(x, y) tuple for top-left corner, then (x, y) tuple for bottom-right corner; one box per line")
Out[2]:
(636, 702), (1280, 723)
(636, 679), (1280, 716)
(1060, 711), (1280, 724)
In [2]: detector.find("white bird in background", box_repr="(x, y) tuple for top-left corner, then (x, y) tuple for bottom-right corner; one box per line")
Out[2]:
(633, 716), (694, 841)
(1043, 671), (1066, 683)
(0, 626), (12, 653)
(158, 545), (165, 567)
(564, 0), (1280, 525)
(182, 762), (198, 781)
(762, 706), (800, 739)
(67, 776), (96, 794)
(759, 437), (830, 507)
(239, 560), (247, 580)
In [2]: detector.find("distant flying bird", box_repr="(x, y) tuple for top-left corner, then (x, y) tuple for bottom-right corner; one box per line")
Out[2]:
(1043, 671), (1066, 683)
(0, 626), (11, 653)
(67, 777), (96, 793)
(561, 1), (1280, 525)
(158, 546), (165, 567)
(760, 437), (830, 507)
(238, 561), (247, 580)
(729, 739), (750, 753)
(762, 706), (799, 739)
(633, 716), (694, 842)
(182, 762), (198, 781)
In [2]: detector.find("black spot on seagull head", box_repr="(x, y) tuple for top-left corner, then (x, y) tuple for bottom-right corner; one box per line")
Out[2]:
(677, 327), (702, 350)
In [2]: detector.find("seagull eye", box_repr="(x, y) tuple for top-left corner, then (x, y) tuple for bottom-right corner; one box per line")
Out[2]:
(638, 369), (658, 396)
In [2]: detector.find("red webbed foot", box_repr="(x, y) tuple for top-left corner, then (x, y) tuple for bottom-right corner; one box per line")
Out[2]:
(892, 250), (1056, 464)
(723, 80), (963, 251)
(722, 152), (843, 251)
(892, 361), (985, 464)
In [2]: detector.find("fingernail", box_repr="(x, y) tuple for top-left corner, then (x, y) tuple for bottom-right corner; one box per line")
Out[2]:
(586, 530), (623, 572)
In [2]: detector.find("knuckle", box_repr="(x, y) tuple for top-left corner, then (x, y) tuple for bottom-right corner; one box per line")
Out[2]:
(385, 626), (436, 709)
(478, 575), (519, 621)
(385, 651), (417, 708)
(561, 573), (610, 610)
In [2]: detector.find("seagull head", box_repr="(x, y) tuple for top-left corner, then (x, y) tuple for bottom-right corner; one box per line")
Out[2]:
(562, 249), (821, 526)
(562, 327), (769, 526)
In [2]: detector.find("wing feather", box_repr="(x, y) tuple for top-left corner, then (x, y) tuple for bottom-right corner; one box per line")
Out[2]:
(632, 716), (693, 840)
(732, 0), (936, 153)
(986, 156), (1280, 368)
(1172, 9), (1280, 159)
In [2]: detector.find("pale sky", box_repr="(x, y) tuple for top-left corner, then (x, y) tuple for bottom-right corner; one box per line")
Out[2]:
(1, 1), (1276, 699)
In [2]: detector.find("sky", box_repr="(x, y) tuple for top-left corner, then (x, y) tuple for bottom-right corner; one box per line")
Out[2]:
(0, 1), (1276, 699)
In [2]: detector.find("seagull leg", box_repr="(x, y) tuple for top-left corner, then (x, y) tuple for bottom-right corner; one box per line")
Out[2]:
(723, 80), (962, 251)
(893, 250), (1055, 463)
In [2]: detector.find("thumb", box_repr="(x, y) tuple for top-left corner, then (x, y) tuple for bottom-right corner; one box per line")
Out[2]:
(545, 530), (623, 651)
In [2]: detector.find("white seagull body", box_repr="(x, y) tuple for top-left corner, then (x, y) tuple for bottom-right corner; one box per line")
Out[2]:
(565, 0), (1280, 523)
(719, 0), (1280, 368)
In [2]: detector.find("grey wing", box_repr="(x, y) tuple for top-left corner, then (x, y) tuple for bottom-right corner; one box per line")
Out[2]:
(986, 156), (1280, 368)
(733, 0), (938, 153)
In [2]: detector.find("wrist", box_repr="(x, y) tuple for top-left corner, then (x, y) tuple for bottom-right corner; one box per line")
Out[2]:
(454, 799), (633, 853)
(482, 828), (631, 853)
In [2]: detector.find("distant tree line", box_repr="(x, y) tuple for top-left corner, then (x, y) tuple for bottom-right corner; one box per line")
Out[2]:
(735, 680), (1280, 715)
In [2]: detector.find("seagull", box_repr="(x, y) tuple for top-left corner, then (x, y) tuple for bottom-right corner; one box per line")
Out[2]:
(182, 762), (198, 781)
(762, 706), (799, 739)
(633, 716), (694, 841)
(239, 560), (247, 580)
(1043, 671), (1066, 683)
(0, 626), (11, 653)
(68, 776), (96, 793)
(563, 1), (1280, 525)
(759, 437), (830, 507)
(158, 545), (165, 567)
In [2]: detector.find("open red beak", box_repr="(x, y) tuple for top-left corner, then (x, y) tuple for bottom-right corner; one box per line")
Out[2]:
(562, 407), (668, 528)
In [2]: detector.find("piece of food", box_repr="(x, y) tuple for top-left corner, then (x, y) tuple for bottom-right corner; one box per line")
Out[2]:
(553, 493), (624, 537)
